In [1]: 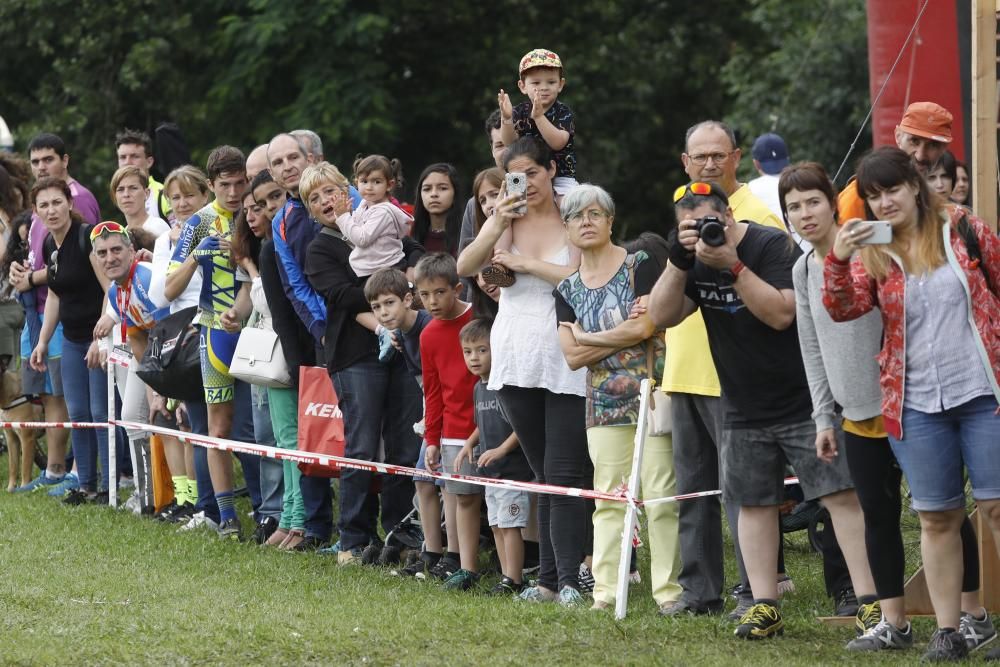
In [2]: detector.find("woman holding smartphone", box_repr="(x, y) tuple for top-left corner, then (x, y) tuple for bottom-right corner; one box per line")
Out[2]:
(822, 146), (1000, 662)
(457, 136), (589, 606)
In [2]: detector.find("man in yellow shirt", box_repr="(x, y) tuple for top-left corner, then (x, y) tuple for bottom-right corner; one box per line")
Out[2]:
(660, 120), (787, 617)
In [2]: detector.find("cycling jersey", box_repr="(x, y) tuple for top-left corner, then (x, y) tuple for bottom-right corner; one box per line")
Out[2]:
(107, 261), (170, 335)
(168, 200), (247, 329)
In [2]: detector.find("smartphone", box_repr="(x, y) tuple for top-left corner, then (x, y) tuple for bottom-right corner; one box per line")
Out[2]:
(505, 172), (527, 213)
(856, 220), (892, 245)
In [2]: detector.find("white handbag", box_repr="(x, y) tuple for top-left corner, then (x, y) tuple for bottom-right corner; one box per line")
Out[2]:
(645, 339), (672, 436)
(229, 324), (292, 388)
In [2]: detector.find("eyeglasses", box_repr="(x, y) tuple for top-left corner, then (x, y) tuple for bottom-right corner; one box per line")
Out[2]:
(686, 151), (733, 166)
(566, 209), (610, 224)
(89, 221), (129, 242)
(673, 181), (729, 204)
(49, 249), (59, 278)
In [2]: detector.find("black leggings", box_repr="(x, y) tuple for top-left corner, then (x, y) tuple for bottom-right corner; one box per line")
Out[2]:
(844, 431), (979, 600)
(498, 386), (589, 591)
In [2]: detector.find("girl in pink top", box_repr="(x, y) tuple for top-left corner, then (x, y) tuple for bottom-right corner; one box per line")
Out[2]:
(338, 155), (413, 277)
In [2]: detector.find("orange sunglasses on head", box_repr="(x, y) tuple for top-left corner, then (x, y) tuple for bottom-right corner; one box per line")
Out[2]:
(89, 221), (129, 242)
(672, 181), (728, 205)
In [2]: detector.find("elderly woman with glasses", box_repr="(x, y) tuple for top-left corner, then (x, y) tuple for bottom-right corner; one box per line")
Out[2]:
(553, 183), (680, 612)
(28, 177), (111, 504)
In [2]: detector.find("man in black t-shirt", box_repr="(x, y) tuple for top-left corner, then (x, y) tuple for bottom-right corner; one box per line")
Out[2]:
(649, 182), (872, 642)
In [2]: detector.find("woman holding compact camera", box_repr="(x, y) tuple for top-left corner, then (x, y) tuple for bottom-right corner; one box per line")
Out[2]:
(823, 146), (1000, 662)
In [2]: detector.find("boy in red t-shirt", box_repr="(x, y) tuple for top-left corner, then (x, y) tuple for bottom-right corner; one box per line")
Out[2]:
(419, 253), (482, 590)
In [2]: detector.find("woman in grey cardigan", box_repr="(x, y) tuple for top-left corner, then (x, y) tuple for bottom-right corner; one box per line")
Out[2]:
(781, 162), (991, 654)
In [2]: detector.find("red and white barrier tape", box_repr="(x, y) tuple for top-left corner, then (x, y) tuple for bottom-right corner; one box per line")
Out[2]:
(0, 421), (107, 430)
(0, 419), (802, 505)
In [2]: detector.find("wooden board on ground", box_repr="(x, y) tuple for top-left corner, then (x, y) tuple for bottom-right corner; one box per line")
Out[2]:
(899, 508), (1000, 616)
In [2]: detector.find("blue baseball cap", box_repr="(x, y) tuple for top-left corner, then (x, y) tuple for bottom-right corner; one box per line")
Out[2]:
(751, 133), (790, 175)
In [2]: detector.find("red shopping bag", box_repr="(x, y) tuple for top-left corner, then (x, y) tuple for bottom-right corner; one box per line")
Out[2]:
(297, 366), (346, 477)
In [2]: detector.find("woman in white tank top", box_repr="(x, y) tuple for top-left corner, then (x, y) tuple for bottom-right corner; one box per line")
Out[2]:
(457, 137), (590, 605)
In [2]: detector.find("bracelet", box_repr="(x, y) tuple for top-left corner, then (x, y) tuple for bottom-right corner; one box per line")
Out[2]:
(502, 119), (513, 125)
(27, 271), (35, 288)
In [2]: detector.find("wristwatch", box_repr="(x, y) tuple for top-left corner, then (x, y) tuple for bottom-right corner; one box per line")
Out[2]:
(718, 260), (745, 286)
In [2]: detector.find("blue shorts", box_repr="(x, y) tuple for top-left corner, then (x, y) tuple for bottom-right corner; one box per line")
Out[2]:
(199, 326), (238, 404)
(889, 395), (1000, 511)
(20, 313), (63, 396)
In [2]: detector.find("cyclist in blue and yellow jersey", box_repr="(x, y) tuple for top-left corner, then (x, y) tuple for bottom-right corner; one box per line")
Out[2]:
(164, 145), (250, 540)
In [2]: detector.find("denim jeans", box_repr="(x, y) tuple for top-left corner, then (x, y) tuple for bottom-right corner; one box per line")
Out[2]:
(252, 383), (283, 521)
(61, 338), (108, 492)
(889, 394), (1000, 511)
(331, 356), (422, 552)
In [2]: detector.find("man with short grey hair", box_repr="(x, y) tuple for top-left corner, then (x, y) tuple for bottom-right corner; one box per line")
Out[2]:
(291, 129), (323, 162)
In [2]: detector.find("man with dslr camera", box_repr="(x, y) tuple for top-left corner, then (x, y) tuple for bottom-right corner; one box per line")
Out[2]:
(649, 181), (872, 640)
(660, 120), (788, 619)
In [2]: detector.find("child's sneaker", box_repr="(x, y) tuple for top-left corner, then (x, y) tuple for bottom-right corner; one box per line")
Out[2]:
(518, 585), (558, 603)
(394, 551), (439, 577)
(442, 569), (480, 591)
(846, 619), (913, 652)
(777, 574), (795, 597)
(959, 609), (997, 651)
(419, 553), (459, 581)
(46, 472), (79, 497)
(577, 563), (595, 594)
(558, 586), (585, 607)
(734, 602), (784, 640)
(487, 576), (524, 596)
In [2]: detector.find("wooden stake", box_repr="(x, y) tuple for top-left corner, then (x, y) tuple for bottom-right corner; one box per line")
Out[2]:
(971, 0), (998, 230)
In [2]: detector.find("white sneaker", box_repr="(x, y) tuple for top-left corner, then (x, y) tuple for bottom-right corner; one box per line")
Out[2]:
(123, 493), (141, 515)
(179, 511), (220, 532)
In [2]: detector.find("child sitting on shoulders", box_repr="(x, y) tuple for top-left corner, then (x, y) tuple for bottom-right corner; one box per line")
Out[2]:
(487, 50), (579, 289)
(418, 253), (483, 591)
(338, 154), (413, 278)
(498, 49), (578, 195)
(458, 317), (534, 595)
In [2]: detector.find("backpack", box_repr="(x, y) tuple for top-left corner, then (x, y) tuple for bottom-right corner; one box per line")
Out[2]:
(955, 213), (994, 296)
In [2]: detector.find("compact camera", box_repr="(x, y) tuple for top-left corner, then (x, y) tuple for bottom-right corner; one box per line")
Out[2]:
(693, 215), (726, 247)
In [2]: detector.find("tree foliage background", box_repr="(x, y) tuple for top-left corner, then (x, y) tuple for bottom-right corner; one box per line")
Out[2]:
(0, 0), (869, 237)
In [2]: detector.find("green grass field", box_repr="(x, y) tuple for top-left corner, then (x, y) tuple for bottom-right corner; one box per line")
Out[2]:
(0, 467), (958, 666)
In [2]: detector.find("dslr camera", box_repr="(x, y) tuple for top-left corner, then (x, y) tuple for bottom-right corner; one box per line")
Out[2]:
(693, 215), (726, 247)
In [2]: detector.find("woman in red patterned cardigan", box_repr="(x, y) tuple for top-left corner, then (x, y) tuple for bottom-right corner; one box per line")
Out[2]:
(822, 146), (1000, 662)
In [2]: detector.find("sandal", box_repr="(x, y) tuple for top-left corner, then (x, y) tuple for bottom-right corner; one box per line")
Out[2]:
(481, 263), (516, 288)
(279, 528), (306, 551)
(265, 527), (290, 547)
